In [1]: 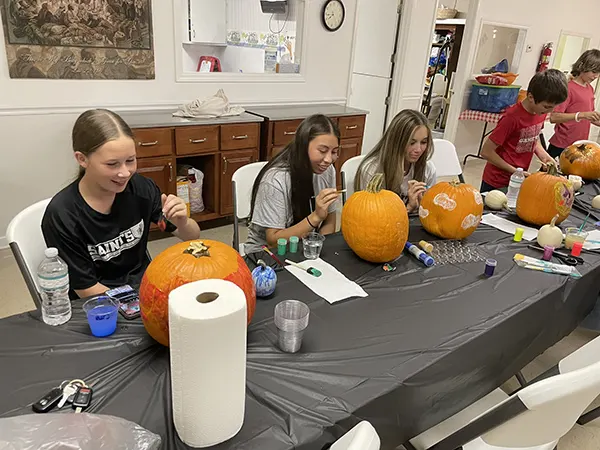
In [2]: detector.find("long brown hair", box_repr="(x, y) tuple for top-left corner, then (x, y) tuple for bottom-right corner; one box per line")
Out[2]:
(572, 49), (600, 77)
(72, 109), (134, 179)
(250, 114), (340, 225)
(355, 109), (432, 194)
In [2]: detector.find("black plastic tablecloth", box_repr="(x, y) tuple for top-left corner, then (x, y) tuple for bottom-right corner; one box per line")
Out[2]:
(2, 183), (600, 450)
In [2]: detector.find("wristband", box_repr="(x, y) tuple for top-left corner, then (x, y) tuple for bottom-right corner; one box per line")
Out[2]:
(306, 216), (317, 229)
(575, 112), (581, 122)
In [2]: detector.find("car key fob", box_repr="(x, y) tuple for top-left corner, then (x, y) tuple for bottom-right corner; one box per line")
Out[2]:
(32, 387), (63, 413)
(72, 386), (93, 413)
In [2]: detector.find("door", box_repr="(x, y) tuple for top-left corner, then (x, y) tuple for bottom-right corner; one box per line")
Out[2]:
(335, 138), (362, 189)
(188, 0), (226, 44)
(347, 0), (401, 153)
(220, 149), (259, 215)
(137, 157), (176, 195)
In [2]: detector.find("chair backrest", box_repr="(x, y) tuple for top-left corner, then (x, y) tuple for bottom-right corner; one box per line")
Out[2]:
(431, 139), (464, 181)
(6, 198), (52, 308)
(231, 161), (268, 252)
(559, 334), (600, 374)
(341, 155), (366, 204)
(330, 421), (380, 450)
(481, 359), (600, 448)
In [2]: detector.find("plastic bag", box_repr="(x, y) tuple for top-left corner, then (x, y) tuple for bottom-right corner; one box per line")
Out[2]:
(188, 167), (205, 214)
(475, 74), (509, 86)
(0, 413), (161, 450)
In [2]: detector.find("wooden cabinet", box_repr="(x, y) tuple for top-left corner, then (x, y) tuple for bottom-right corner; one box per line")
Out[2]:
(132, 128), (173, 158)
(175, 125), (219, 155)
(219, 149), (259, 215)
(136, 156), (176, 195)
(335, 138), (362, 189)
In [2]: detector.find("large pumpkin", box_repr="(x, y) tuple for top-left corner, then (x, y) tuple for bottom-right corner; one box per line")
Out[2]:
(560, 142), (600, 180)
(419, 181), (484, 239)
(516, 166), (574, 226)
(139, 240), (256, 346)
(341, 173), (408, 263)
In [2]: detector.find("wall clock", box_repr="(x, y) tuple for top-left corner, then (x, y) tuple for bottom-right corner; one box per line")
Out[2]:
(322, 0), (345, 32)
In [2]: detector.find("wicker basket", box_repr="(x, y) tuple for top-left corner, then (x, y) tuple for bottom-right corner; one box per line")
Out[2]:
(437, 7), (458, 19)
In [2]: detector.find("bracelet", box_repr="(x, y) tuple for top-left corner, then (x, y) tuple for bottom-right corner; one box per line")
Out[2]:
(575, 112), (581, 122)
(306, 216), (317, 229)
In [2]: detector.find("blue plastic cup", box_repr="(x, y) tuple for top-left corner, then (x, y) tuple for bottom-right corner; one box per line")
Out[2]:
(83, 296), (118, 337)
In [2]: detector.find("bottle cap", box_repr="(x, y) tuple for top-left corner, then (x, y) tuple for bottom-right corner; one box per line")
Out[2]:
(514, 228), (524, 242)
(44, 248), (58, 258)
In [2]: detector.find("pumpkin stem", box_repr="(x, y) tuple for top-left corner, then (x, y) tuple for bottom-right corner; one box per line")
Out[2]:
(366, 173), (384, 193)
(550, 214), (559, 227)
(184, 241), (210, 258)
(546, 163), (559, 177)
(257, 259), (267, 270)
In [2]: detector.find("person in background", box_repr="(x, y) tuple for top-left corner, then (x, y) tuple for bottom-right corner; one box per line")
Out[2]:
(480, 69), (568, 192)
(245, 114), (340, 254)
(42, 109), (200, 298)
(548, 49), (600, 158)
(354, 109), (436, 214)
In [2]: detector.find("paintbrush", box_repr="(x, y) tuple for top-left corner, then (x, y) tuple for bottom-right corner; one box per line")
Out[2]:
(262, 246), (285, 267)
(285, 259), (322, 277)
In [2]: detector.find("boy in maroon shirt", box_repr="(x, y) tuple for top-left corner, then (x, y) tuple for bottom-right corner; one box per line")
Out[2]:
(480, 69), (569, 192)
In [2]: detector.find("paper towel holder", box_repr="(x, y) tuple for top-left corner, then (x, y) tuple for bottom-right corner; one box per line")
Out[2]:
(196, 292), (219, 304)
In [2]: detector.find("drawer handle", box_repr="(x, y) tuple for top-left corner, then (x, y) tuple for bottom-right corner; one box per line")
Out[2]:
(345, 125), (358, 130)
(283, 131), (296, 135)
(222, 156), (228, 174)
(168, 162), (174, 182)
(139, 140), (158, 147)
(189, 138), (207, 144)
(232, 134), (248, 140)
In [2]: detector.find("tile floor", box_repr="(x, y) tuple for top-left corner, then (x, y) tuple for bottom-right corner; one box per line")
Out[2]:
(1, 152), (600, 448)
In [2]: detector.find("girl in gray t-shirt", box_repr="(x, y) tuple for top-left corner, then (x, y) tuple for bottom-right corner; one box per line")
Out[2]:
(245, 115), (342, 254)
(355, 109), (437, 214)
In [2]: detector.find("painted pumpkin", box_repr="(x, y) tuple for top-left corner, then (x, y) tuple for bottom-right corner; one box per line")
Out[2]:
(341, 173), (409, 263)
(419, 181), (484, 239)
(139, 240), (256, 346)
(516, 166), (574, 226)
(252, 260), (277, 297)
(559, 142), (600, 180)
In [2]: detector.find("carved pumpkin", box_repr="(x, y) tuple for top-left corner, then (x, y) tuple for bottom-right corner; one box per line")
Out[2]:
(516, 166), (574, 226)
(559, 142), (600, 180)
(419, 181), (484, 239)
(139, 240), (256, 346)
(341, 173), (409, 263)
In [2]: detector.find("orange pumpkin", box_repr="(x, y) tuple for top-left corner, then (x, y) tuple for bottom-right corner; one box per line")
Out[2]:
(419, 181), (484, 239)
(560, 142), (600, 180)
(341, 173), (408, 263)
(516, 166), (574, 226)
(139, 240), (256, 346)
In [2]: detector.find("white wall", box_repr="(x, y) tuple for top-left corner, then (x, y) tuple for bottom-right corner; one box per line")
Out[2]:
(0, 0), (358, 247)
(445, 0), (600, 159)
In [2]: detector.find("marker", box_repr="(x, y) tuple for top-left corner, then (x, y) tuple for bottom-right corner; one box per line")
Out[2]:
(285, 259), (322, 277)
(405, 242), (435, 267)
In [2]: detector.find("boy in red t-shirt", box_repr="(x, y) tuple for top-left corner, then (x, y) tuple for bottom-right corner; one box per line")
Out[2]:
(480, 69), (569, 192)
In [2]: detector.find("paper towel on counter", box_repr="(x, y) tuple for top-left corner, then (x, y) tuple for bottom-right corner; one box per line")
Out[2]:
(169, 279), (247, 448)
(480, 214), (538, 241)
(285, 258), (368, 304)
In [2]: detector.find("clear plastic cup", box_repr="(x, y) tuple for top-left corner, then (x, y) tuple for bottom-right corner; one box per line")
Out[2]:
(83, 296), (119, 337)
(302, 232), (325, 260)
(274, 300), (310, 353)
(564, 227), (588, 250)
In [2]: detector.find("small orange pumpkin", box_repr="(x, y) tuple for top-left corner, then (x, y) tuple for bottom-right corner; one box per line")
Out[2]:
(139, 240), (256, 346)
(341, 173), (409, 263)
(516, 166), (574, 226)
(419, 181), (484, 239)
(560, 142), (600, 180)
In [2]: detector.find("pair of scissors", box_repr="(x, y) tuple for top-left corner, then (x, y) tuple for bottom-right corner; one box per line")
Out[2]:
(527, 245), (583, 266)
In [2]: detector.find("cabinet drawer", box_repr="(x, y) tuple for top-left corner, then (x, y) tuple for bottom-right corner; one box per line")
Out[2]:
(132, 128), (173, 158)
(339, 116), (366, 139)
(273, 119), (302, 145)
(221, 123), (259, 150)
(175, 125), (219, 155)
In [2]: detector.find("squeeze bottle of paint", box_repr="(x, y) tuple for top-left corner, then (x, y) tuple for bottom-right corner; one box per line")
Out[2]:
(405, 242), (435, 267)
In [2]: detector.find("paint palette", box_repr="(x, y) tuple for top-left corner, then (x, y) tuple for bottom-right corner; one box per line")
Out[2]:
(430, 240), (487, 265)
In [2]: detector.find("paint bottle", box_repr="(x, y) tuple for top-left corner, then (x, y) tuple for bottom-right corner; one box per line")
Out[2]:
(484, 259), (497, 277)
(405, 242), (434, 267)
(419, 240), (434, 253)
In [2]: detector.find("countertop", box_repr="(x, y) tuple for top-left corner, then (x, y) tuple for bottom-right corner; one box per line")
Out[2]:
(246, 103), (369, 121)
(120, 111), (263, 129)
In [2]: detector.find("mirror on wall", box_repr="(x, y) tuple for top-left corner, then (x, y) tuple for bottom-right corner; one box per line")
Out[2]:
(553, 31), (591, 75)
(472, 22), (527, 74)
(181, 0), (304, 75)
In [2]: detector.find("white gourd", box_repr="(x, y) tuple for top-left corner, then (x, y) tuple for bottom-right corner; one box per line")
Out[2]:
(537, 215), (563, 248)
(485, 190), (508, 210)
(593, 195), (600, 209)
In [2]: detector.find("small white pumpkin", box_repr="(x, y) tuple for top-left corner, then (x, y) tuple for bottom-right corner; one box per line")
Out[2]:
(537, 214), (563, 248)
(484, 190), (508, 210)
(568, 175), (583, 191)
(593, 195), (600, 209)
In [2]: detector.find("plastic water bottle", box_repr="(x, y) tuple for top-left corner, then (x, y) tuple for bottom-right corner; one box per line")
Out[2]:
(37, 248), (72, 326)
(506, 168), (525, 208)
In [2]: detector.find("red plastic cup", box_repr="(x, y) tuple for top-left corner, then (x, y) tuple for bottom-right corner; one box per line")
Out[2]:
(571, 242), (583, 257)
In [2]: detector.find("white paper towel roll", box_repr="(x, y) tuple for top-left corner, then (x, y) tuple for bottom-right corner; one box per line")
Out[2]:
(169, 279), (247, 448)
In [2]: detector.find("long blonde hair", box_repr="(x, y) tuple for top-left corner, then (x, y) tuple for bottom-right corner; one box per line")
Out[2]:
(355, 109), (433, 194)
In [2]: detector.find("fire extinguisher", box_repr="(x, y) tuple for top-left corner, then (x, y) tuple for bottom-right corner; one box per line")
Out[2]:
(537, 43), (553, 72)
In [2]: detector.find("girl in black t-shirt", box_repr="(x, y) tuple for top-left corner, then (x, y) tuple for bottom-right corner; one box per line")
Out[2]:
(42, 109), (201, 298)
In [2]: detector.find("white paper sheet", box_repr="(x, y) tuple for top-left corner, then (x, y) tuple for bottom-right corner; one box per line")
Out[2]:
(285, 258), (368, 304)
(480, 214), (538, 241)
(583, 230), (600, 250)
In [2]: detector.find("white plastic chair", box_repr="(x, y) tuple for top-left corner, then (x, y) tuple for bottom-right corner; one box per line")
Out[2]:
(432, 139), (465, 183)
(341, 155), (365, 204)
(408, 358), (600, 450)
(232, 161), (268, 255)
(6, 198), (52, 310)
(330, 421), (380, 450)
